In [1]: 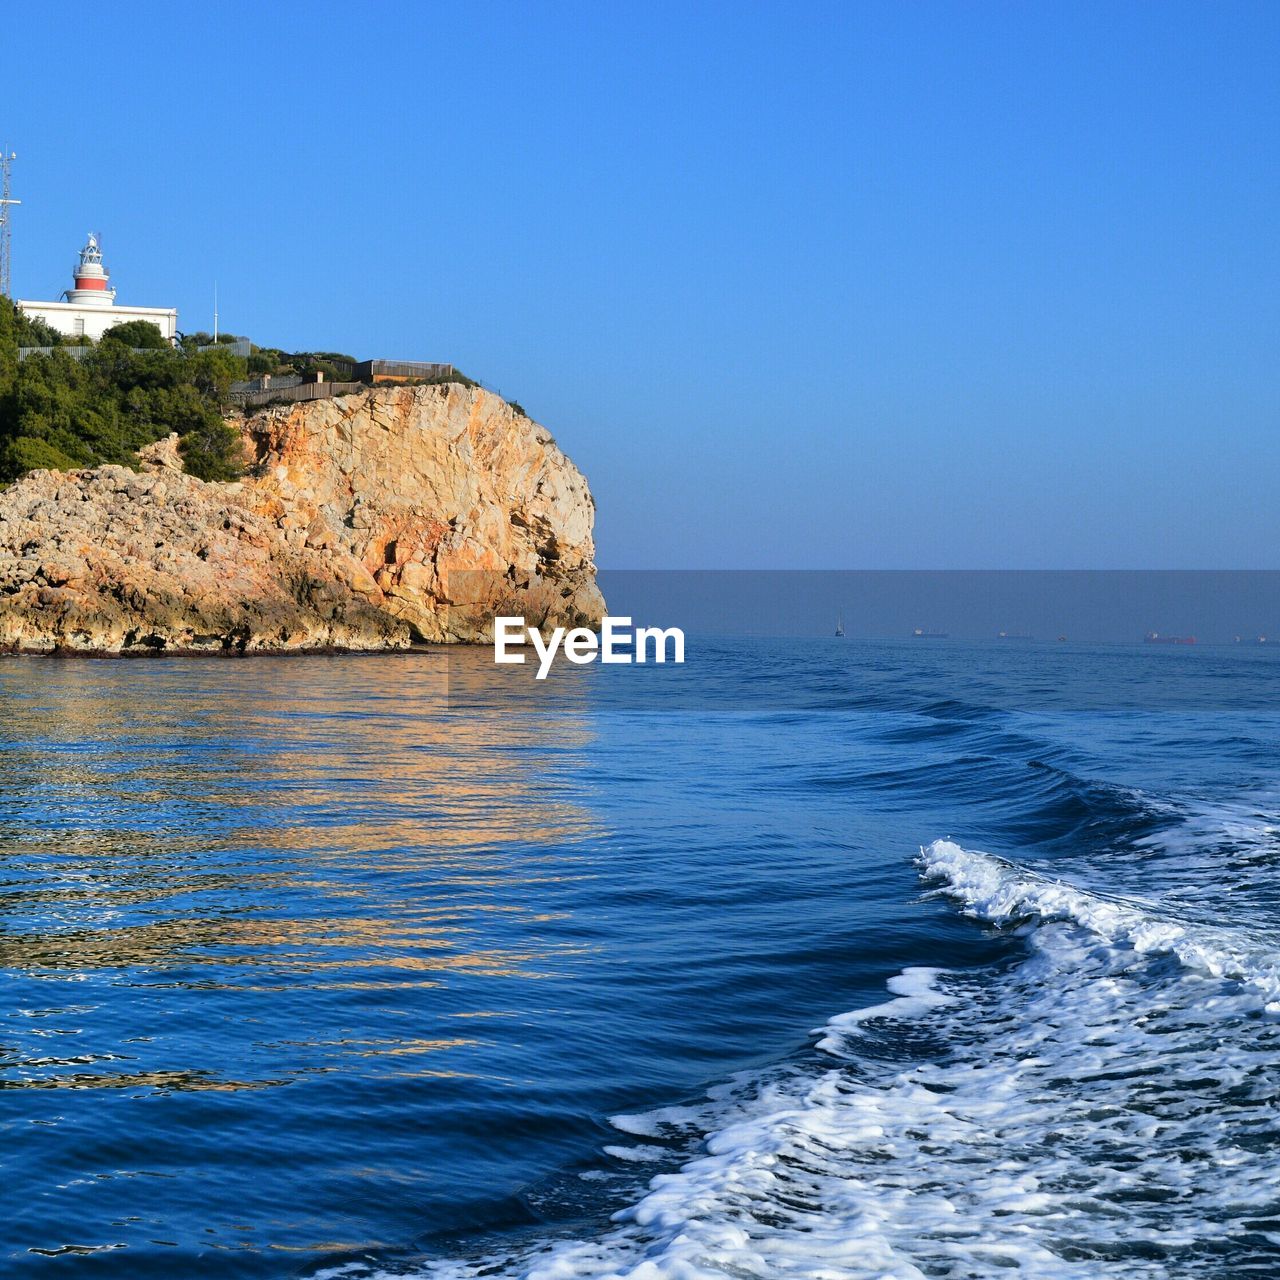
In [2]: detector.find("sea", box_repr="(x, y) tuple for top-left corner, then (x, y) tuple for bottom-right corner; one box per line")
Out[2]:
(2, 638), (1279, 1278)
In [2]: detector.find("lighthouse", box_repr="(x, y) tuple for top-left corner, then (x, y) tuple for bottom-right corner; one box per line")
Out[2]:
(18, 232), (177, 342)
(64, 233), (116, 305)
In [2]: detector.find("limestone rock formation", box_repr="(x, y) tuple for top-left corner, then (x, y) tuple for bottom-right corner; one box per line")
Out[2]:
(238, 383), (603, 643)
(0, 384), (604, 653)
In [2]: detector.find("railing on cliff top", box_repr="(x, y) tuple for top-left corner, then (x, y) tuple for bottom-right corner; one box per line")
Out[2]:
(229, 373), (305, 394)
(196, 339), (253, 357)
(16, 347), (465, 411)
(228, 362), (459, 410)
(18, 339), (256, 361)
(228, 380), (366, 409)
(18, 340), (254, 360)
(17, 345), (93, 361)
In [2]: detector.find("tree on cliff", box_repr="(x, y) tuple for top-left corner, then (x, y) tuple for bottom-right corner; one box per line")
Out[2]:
(101, 319), (172, 350)
(0, 297), (60, 388)
(0, 301), (246, 484)
(177, 419), (245, 482)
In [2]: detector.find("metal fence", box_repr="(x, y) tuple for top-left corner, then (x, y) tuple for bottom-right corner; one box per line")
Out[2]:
(353, 359), (454, 382)
(17, 339), (253, 361)
(17, 345), (92, 361)
(197, 339), (252, 357)
(18, 342), (249, 362)
(229, 374), (304, 395)
(228, 380), (366, 409)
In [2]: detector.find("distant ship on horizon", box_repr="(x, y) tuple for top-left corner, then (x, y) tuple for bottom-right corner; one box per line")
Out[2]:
(913, 628), (949, 639)
(1145, 632), (1196, 645)
(998, 631), (1034, 641)
(835, 613), (845, 638)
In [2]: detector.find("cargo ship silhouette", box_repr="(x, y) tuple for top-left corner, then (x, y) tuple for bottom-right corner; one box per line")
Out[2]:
(1144, 632), (1196, 645)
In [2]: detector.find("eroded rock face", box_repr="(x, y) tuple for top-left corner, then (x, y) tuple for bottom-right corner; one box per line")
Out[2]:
(0, 466), (401, 653)
(238, 383), (604, 643)
(0, 385), (603, 653)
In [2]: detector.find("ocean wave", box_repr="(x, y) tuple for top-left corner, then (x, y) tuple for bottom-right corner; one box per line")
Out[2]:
(326, 838), (1280, 1279)
(919, 837), (1280, 1011)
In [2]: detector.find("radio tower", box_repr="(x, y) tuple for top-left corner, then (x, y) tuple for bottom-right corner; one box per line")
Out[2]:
(0, 150), (18, 298)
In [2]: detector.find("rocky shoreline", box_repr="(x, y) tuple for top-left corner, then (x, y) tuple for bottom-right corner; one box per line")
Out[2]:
(0, 384), (603, 654)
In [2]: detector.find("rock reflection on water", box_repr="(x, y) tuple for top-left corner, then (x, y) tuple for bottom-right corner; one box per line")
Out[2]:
(0, 653), (604, 1267)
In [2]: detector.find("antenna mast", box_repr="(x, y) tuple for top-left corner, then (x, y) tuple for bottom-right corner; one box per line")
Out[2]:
(213, 281), (218, 341)
(0, 150), (18, 298)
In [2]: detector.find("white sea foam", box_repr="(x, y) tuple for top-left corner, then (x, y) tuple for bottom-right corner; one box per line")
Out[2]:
(919, 837), (1280, 1011)
(334, 834), (1280, 1279)
(600, 1144), (669, 1163)
(815, 965), (954, 1055)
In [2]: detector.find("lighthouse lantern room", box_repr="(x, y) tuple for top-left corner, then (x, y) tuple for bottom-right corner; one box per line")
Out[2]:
(64, 233), (116, 305)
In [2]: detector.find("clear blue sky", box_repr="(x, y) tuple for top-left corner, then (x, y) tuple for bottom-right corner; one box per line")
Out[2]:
(6, 3), (1278, 568)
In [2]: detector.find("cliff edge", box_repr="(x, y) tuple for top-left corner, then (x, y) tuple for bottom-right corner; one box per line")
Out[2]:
(0, 384), (604, 653)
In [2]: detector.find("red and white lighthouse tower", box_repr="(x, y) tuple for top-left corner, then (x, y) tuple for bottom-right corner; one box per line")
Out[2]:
(63, 233), (116, 306)
(17, 232), (177, 341)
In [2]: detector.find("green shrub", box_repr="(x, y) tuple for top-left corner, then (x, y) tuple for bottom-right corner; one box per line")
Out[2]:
(1, 435), (81, 475)
(101, 319), (169, 349)
(0, 297), (485, 488)
(420, 370), (477, 389)
(178, 417), (246, 482)
(0, 294), (247, 483)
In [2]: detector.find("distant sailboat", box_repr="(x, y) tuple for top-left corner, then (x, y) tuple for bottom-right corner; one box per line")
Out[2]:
(835, 612), (846, 638)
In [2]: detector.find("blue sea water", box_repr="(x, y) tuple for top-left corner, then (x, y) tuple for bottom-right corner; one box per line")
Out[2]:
(2, 639), (1279, 1278)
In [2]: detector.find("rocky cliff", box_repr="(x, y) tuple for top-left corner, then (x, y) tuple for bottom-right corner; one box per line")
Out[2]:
(0, 384), (604, 653)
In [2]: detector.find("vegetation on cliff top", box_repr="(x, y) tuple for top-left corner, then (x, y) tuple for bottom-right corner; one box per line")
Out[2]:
(0, 299), (493, 486)
(0, 300), (245, 483)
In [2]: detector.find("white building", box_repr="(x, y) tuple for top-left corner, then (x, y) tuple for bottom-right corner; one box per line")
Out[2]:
(18, 234), (178, 342)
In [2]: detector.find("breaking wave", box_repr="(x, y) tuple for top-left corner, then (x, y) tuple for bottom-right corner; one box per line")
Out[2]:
(321, 821), (1280, 1279)
(919, 837), (1280, 1012)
